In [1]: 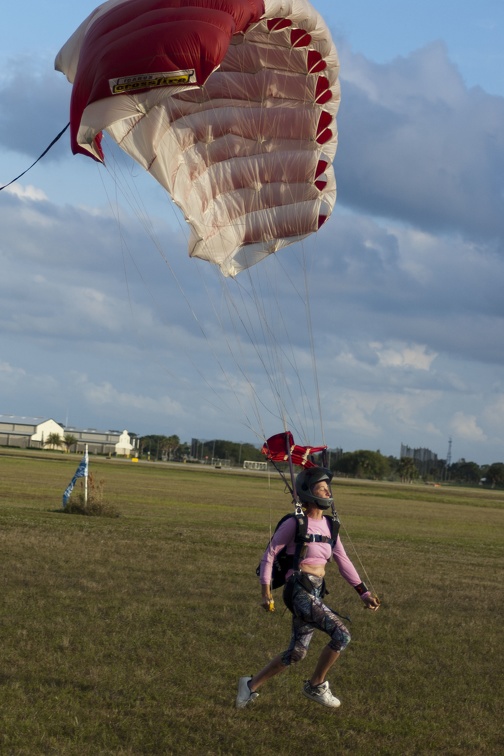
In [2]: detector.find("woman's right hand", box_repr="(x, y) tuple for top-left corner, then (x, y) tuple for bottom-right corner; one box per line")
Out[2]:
(260, 584), (274, 612)
(261, 596), (275, 612)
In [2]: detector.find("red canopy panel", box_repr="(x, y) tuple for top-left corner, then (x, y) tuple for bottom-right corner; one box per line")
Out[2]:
(262, 431), (327, 468)
(64, 0), (264, 160)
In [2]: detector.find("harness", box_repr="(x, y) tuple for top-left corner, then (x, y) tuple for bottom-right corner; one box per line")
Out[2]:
(291, 511), (340, 568)
(257, 511), (341, 590)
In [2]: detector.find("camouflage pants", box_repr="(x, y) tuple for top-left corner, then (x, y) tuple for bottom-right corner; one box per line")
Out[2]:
(281, 573), (351, 665)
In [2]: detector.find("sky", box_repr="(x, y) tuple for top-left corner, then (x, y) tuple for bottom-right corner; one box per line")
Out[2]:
(1, 1), (503, 466)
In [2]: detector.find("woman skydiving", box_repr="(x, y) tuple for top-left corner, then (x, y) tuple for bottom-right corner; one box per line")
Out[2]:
(237, 467), (380, 710)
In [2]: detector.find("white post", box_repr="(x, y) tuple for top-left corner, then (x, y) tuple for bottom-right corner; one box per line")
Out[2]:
(84, 444), (89, 506)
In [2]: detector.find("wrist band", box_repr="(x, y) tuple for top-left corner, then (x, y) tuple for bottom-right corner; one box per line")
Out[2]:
(354, 582), (368, 596)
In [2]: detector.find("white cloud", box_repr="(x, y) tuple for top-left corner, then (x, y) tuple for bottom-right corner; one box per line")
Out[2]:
(450, 411), (487, 442)
(0, 361), (26, 378)
(337, 41), (504, 242)
(323, 387), (443, 442)
(482, 396), (504, 432)
(0, 359), (60, 402)
(371, 342), (437, 371)
(78, 378), (185, 417)
(3, 183), (47, 201)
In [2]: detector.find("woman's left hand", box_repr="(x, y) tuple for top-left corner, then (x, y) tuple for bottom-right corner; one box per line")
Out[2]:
(363, 594), (381, 612)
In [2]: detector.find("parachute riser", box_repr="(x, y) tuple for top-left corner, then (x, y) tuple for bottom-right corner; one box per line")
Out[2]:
(284, 431), (303, 515)
(268, 457), (297, 505)
(319, 447), (338, 523)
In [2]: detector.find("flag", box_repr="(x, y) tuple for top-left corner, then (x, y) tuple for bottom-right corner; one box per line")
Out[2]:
(62, 451), (88, 507)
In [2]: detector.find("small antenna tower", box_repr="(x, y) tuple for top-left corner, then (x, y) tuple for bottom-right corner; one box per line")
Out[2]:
(442, 437), (453, 482)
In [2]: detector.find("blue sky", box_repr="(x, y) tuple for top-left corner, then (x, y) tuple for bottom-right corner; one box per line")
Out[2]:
(1, 1), (503, 465)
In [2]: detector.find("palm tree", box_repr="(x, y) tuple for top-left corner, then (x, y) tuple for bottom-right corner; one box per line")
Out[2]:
(45, 432), (63, 450)
(161, 434), (180, 461)
(397, 457), (419, 483)
(64, 434), (78, 453)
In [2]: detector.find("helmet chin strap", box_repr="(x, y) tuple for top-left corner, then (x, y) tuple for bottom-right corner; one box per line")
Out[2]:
(315, 493), (338, 521)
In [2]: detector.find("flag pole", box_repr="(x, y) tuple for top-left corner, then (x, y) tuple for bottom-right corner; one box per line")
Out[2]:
(62, 446), (90, 508)
(84, 444), (89, 506)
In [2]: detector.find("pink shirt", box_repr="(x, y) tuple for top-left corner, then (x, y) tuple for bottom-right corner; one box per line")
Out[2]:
(259, 514), (368, 595)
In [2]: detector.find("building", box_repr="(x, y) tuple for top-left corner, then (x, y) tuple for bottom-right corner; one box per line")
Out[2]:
(0, 415), (64, 449)
(0, 415), (136, 456)
(400, 443), (439, 476)
(400, 443), (438, 464)
(62, 426), (136, 456)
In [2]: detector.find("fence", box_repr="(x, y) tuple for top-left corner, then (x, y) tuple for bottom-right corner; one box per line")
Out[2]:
(243, 460), (268, 471)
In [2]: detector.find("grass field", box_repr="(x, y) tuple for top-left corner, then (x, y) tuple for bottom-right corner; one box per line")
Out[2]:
(0, 451), (503, 755)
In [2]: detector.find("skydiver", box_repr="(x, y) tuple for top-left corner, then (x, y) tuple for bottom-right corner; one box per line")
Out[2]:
(236, 467), (380, 709)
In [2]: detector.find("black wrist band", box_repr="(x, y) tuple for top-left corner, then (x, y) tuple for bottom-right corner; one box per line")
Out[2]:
(355, 582), (368, 596)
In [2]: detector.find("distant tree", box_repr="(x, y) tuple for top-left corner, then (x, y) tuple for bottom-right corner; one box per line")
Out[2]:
(176, 441), (191, 460)
(137, 434), (182, 460)
(397, 457), (419, 483)
(212, 440), (263, 465)
(387, 455), (400, 477)
(63, 434), (78, 453)
(240, 442), (264, 463)
(45, 433), (63, 450)
(485, 462), (504, 487)
(450, 460), (481, 484)
(138, 435), (165, 459)
(333, 451), (357, 477)
(161, 434), (180, 460)
(333, 450), (390, 479)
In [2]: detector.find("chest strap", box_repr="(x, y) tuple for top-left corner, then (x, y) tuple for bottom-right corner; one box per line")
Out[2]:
(303, 534), (336, 544)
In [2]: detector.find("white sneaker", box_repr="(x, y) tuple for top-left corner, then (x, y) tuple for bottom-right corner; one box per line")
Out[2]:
(302, 680), (341, 708)
(236, 676), (259, 709)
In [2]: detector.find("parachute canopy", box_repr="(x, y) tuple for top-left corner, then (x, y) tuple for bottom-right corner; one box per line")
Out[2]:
(56, 0), (340, 277)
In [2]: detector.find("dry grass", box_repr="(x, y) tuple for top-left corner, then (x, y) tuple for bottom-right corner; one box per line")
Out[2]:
(0, 451), (503, 754)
